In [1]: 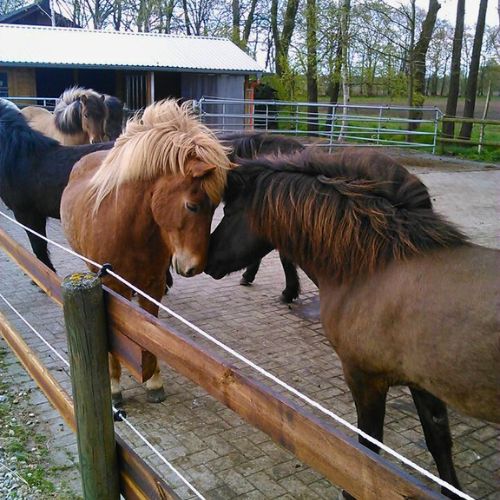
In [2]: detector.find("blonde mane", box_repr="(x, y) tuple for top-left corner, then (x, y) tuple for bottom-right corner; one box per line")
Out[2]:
(89, 99), (231, 211)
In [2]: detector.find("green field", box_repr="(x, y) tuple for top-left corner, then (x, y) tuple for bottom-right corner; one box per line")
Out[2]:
(261, 96), (500, 163)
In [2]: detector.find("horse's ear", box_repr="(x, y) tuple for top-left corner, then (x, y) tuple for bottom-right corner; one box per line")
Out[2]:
(187, 159), (216, 178)
(80, 94), (88, 105)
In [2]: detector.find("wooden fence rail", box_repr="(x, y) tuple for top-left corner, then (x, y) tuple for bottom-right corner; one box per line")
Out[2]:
(0, 226), (441, 499)
(439, 116), (500, 151)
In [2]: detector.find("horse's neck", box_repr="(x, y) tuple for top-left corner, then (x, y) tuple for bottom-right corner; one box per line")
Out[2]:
(56, 130), (88, 145)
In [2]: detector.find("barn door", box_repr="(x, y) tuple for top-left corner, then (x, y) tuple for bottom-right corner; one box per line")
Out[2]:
(125, 73), (147, 110)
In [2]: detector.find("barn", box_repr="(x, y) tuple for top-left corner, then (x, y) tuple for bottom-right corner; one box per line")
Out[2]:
(0, 23), (263, 109)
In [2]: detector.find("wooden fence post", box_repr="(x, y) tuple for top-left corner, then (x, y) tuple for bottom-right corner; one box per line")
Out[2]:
(62, 272), (120, 500)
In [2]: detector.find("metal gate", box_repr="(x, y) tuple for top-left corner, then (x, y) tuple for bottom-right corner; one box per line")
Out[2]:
(196, 97), (442, 153)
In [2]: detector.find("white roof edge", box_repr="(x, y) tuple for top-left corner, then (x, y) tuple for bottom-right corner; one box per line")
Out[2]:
(0, 23), (264, 73)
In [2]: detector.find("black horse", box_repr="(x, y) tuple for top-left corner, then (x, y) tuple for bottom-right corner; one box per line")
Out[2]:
(218, 131), (305, 302)
(0, 99), (113, 272)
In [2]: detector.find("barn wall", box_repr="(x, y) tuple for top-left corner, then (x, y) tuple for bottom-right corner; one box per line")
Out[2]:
(0, 67), (36, 104)
(180, 73), (245, 101)
(181, 73), (245, 129)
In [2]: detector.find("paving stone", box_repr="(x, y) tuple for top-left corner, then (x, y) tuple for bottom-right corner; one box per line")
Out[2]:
(0, 169), (499, 499)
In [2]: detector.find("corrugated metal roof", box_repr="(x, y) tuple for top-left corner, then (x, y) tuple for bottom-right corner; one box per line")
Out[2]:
(0, 24), (264, 74)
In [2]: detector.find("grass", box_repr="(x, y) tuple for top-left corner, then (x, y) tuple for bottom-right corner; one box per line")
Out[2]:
(256, 101), (500, 163)
(0, 345), (82, 499)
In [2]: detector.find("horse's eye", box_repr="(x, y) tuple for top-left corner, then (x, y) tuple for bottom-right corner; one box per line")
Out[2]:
(84, 113), (89, 118)
(186, 202), (200, 213)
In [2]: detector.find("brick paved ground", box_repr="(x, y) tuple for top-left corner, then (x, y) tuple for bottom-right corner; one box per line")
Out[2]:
(0, 163), (499, 499)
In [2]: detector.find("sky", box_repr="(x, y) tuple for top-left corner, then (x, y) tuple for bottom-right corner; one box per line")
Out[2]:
(402, 0), (499, 27)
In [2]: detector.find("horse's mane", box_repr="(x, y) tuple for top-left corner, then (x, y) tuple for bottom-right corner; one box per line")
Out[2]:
(230, 148), (467, 283)
(89, 99), (231, 212)
(218, 132), (304, 161)
(54, 86), (107, 134)
(0, 99), (59, 181)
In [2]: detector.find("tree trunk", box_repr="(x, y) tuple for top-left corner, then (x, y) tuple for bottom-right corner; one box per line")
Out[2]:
(408, 0), (441, 130)
(242, 0), (259, 46)
(271, 0), (300, 76)
(338, 0), (350, 142)
(182, 0), (192, 35)
(443, 0), (464, 137)
(328, 35), (342, 104)
(459, 0), (488, 140)
(232, 0), (241, 46)
(407, 0), (416, 109)
(306, 0), (318, 133)
(113, 0), (122, 30)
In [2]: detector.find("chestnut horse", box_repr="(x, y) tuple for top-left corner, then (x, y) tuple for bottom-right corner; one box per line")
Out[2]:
(21, 87), (108, 145)
(205, 148), (500, 499)
(61, 100), (230, 403)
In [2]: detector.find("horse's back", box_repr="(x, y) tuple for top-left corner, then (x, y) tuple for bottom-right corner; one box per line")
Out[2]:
(20, 106), (65, 143)
(68, 149), (109, 182)
(21, 106), (53, 130)
(320, 243), (500, 423)
(61, 150), (109, 255)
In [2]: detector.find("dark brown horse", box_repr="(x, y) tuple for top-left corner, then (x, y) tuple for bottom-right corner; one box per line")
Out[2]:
(61, 100), (230, 403)
(218, 131), (305, 302)
(205, 148), (500, 499)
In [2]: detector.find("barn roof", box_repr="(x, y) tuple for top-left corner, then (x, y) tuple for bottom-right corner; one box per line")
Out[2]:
(0, 24), (263, 75)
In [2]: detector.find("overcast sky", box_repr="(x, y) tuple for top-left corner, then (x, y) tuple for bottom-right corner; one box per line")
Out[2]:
(405, 0), (499, 27)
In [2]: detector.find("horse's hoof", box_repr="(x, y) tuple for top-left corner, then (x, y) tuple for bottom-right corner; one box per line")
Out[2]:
(280, 290), (299, 303)
(339, 490), (355, 500)
(112, 391), (123, 406)
(240, 277), (253, 286)
(147, 387), (166, 403)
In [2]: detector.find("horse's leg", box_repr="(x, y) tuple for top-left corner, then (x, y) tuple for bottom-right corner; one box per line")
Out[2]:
(240, 260), (261, 286)
(164, 269), (173, 294)
(279, 254), (300, 303)
(15, 211), (56, 272)
(341, 368), (388, 500)
(105, 283), (132, 405)
(109, 353), (123, 405)
(137, 291), (166, 403)
(410, 388), (462, 499)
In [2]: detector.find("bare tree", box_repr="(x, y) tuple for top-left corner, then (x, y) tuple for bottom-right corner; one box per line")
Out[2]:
(459, 0), (488, 140)
(0, 0), (28, 16)
(231, 0), (259, 48)
(443, 0), (464, 138)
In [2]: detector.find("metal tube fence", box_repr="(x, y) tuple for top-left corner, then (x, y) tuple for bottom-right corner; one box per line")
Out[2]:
(6, 96), (58, 110)
(196, 97), (443, 152)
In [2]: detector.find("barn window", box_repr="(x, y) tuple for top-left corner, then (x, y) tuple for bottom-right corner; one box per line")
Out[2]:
(0, 72), (7, 97)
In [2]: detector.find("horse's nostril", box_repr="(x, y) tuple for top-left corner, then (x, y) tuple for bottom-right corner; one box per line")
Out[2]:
(185, 267), (196, 277)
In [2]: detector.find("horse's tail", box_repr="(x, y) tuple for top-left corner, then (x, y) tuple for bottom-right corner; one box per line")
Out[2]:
(0, 99), (59, 182)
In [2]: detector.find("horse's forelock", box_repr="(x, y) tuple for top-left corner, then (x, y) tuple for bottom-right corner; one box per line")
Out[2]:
(88, 99), (230, 212)
(82, 93), (107, 119)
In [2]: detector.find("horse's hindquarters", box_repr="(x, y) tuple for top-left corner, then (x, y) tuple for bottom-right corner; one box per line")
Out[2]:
(319, 244), (500, 424)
